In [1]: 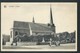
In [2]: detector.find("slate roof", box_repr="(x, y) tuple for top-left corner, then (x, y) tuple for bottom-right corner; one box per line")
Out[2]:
(14, 21), (29, 28)
(13, 21), (53, 32)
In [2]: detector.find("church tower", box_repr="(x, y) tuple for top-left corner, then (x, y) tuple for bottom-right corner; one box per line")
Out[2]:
(50, 5), (56, 33)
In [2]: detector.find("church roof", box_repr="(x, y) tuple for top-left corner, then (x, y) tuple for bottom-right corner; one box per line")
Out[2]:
(13, 21), (29, 29)
(29, 22), (52, 32)
(13, 21), (53, 32)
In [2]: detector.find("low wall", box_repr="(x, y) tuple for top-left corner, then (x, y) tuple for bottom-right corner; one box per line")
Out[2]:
(17, 42), (37, 46)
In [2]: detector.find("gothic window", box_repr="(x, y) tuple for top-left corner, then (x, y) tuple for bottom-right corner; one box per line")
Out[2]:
(15, 31), (18, 36)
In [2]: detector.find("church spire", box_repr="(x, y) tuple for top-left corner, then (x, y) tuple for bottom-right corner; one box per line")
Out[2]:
(49, 5), (55, 33)
(50, 5), (54, 25)
(33, 16), (35, 23)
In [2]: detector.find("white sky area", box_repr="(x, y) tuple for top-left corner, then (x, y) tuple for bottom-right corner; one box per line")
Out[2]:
(1, 2), (77, 35)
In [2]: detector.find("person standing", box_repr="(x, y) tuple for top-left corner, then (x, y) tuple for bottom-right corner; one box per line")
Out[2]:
(49, 38), (52, 47)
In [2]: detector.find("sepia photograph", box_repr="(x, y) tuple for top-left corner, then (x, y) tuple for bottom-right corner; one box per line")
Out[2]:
(1, 2), (77, 51)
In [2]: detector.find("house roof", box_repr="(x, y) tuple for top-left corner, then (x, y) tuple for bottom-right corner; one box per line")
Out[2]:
(13, 21), (53, 32)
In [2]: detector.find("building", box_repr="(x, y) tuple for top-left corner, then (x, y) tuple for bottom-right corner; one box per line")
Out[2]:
(56, 31), (76, 44)
(2, 35), (10, 45)
(10, 6), (56, 43)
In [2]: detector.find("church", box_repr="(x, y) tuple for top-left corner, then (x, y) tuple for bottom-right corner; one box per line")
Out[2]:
(10, 6), (56, 44)
(4, 5), (76, 46)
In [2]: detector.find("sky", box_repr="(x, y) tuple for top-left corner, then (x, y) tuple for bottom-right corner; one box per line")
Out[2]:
(1, 2), (77, 35)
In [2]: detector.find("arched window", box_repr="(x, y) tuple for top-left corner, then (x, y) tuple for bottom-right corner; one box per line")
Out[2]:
(15, 31), (18, 36)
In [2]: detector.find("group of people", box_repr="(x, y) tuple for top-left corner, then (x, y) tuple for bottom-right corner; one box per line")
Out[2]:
(49, 35), (60, 46)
